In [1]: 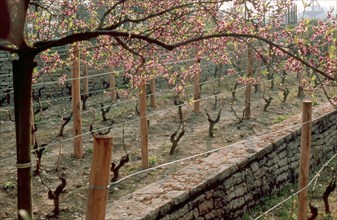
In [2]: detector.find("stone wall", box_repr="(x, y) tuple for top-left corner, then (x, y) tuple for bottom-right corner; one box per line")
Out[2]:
(0, 48), (223, 106)
(106, 103), (337, 220)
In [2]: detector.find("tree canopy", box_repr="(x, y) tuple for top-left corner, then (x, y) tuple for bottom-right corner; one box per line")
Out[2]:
(0, 1), (336, 219)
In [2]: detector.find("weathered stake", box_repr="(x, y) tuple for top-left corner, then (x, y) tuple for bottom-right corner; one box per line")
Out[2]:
(244, 45), (253, 120)
(13, 56), (35, 220)
(72, 44), (83, 158)
(194, 72), (201, 113)
(31, 99), (36, 146)
(297, 100), (312, 220)
(150, 78), (156, 108)
(82, 51), (89, 97)
(139, 82), (149, 169)
(109, 69), (117, 101)
(86, 135), (113, 220)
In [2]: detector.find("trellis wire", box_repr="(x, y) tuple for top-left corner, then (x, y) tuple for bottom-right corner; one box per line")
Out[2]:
(0, 85), (248, 163)
(0, 87), (331, 166)
(0, 66), (251, 128)
(253, 153), (337, 220)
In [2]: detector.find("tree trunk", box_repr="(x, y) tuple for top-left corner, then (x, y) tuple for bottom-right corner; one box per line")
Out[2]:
(209, 123), (215, 137)
(297, 71), (304, 98)
(13, 54), (35, 220)
(244, 46), (253, 120)
(109, 69), (116, 102)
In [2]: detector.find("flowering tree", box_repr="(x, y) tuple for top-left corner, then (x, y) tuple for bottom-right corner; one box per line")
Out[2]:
(0, 0), (336, 219)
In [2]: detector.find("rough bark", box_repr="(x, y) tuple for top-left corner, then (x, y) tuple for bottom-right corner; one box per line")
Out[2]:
(322, 180), (336, 214)
(13, 54), (36, 220)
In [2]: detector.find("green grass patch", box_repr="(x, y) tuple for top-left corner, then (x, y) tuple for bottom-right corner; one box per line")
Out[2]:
(272, 115), (289, 124)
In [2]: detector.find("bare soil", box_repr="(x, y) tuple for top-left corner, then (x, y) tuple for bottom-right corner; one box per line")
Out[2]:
(0, 78), (336, 220)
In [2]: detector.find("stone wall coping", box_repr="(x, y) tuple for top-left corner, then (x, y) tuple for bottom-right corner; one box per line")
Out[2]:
(106, 103), (335, 220)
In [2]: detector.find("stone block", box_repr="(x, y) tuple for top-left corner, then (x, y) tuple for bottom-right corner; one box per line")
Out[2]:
(231, 196), (245, 209)
(170, 204), (189, 219)
(276, 172), (288, 183)
(199, 199), (214, 216)
(204, 210), (217, 220)
(213, 198), (224, 209)
(205, 190), (214, 199)
(278, 158), (288, 167)
(250, 161), (259, 173)
(160, 215), (170, 220)
(278, 150), (287, 159)
(235, 184), (247, 198)
(193, 208), (199, 218)
(179, 211), (194, 220)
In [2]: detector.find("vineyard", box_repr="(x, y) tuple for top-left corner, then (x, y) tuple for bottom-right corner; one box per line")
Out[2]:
(1, 44), (336, 219)
(1, 1), (337, 220)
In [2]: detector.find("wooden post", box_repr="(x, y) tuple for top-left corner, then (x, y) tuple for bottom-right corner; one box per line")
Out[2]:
(244, 45), (253, 120)
(72, 44), (83, 159)
(335, 40), (337, 79)
(194, 72), (201, 113)
(297, 71), (304, 98)
(82, 51), (89, 97)
(86, 135), (113, 220)
(13, 57), (35, 220)
(139, 82), (149, 169)
(297, 100), (312, 220)
(150, 78), (156, 108)
(109, 69), (116, 101)
(217, 63), (222, 88)
(256, 59), (261, 92)
(31, 99), (36, 147)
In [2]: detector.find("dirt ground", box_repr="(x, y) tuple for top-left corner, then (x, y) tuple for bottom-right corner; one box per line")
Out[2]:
(0, 77), (336, 219)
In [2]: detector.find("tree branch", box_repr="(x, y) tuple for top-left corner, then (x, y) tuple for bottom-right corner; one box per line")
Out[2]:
(34, 30), (336, 81)
(101, 2), (195, 31)
(0, 44), (18, 53)
(29, 1), (56, 16)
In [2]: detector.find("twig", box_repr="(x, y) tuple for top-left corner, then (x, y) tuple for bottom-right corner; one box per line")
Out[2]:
(90, 120), (115, 136)
(230, 106), (246, 124)
(204, 107), (223, 137)
(174, 96), (184, 122)
(170, 123), (185, 155)
(39, 173), (66, 217)
(322, 180), (336, 214)
(282, 87), (290, 103)
(100, 102), (111, 121)
(262, 95), (273, 112)
(58, 112), (72, 137)
(81, 94), (89, 110)
(308, 202), (318, 220)
(111, 154), (129, 182)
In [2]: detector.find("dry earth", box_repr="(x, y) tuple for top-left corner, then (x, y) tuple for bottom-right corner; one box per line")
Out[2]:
(0, 80), (336, 219)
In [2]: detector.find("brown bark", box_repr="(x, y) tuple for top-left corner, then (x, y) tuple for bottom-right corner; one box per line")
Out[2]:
(244, 45), (253, 120)
(13, 54), (36, 220)
(322, 180), (336, 214)
(139, 83), (149, 169)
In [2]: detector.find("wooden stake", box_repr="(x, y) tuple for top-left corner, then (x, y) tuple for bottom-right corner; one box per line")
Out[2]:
(109, 70), (117, 102)
(217, 64), (222, 88)
(244, 45), (253, 120)
(335, 39), (337, 79)
(150, 78), (156, 108)
(86, 135), (113, 220)
(139, 83), (149, 169)
(31, 99), (36, 147)
(13, 57), (35, 220)
(194, 72), (201, 113)
(82, 51), (89, 97)
(297, 71), (304, 98)
(72, 44), (83, 159)
(297, 100), (312, 220)
(256, 59), (261, 92)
